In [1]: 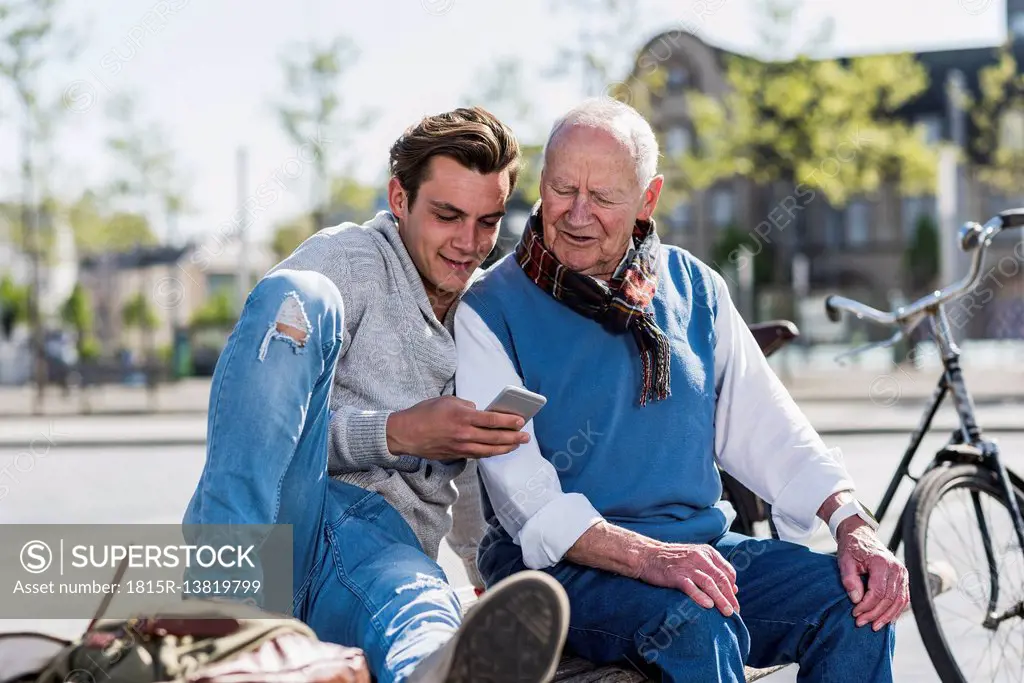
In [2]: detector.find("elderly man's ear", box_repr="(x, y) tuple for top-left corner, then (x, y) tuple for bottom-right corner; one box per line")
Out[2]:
(638, 175), (665, 222)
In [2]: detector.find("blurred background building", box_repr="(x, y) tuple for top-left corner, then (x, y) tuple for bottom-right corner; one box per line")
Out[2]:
(633, 0), (1024, 345)
(0, 0), (1022, 403)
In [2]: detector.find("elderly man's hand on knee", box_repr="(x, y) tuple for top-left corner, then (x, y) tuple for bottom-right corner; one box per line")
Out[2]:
(836, 518), (910, 632)
(634, 540), (741, 617)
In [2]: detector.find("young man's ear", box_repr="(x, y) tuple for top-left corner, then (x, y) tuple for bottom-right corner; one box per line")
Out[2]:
(387, 177), (409, 221)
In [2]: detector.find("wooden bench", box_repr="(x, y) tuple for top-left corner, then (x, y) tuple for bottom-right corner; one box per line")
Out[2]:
(551, 655), (786, 681)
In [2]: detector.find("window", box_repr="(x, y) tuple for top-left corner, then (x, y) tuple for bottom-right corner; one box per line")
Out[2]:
(915, 114), (943, 145)
(206, 273), (235, 295)
(671, 201), (691, 227)
(664, 126), (691, 157)
(1012, 11), (1024, 38)
(845, 200), (871, 246)
(824, 205), (844, 248)
(902, 196), (937, 241)
(666, 65), (690, 93)
(665, 201), (691, 245)
(710, 187), (734, 229)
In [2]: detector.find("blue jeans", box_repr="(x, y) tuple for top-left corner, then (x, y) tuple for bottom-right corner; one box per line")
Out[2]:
(480, 530), (894, 682)
(183, 269), (462, 683)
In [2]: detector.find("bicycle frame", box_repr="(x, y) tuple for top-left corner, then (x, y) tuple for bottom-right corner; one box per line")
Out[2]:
(868, 302), (1024, 626)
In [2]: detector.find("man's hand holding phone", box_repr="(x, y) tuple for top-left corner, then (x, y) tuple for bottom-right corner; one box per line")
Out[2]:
(385, 393), (531, 460)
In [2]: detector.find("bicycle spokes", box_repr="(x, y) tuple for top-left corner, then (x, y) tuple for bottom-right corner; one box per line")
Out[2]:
(926, 483), (1024, 681)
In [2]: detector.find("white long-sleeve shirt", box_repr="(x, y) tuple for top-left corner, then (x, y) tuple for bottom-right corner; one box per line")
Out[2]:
(454, 268), (855, 570)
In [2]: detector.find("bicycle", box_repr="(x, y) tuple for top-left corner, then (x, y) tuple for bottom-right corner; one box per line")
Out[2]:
(727, 208), (1024, 682)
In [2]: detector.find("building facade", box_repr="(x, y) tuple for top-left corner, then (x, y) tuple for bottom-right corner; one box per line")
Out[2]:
(634, 6), (1024, 340)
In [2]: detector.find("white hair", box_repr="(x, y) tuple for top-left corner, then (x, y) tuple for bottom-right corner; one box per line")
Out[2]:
(543, 97), (660, 188)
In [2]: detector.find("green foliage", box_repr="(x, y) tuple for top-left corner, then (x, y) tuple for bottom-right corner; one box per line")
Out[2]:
(271, 216), (312, 261)
(78, 336), (101, 362)
(121, 292), (158, 330)
(329, 177), (378, 222)
(276, 36), (371, 231)
(970, 44), (1024, 195)
(60, 283), (91, 335)
(68, 192), (156, 253)
(60, 283), (101, 364)
(710, 224), (776, 286)
(513, 145), (544, 207)
(670, 50), (938, 205)
(189, 290), (237, 330)
(0, 275), (29, 322)
(104, 92), (190, 241)
(156, 343), (173, 364)
(903, 213), (940, 290)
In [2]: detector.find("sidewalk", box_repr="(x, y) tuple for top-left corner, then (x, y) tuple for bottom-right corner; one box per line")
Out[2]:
(0, 364), (1021, 418)
(0, 399), (1020, 448)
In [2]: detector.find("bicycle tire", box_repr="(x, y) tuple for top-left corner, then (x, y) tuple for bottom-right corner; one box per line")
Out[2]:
(903, 463), (1024, 683)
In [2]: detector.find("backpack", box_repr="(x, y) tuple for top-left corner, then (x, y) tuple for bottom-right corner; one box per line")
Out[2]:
(5, 598), (368, 683)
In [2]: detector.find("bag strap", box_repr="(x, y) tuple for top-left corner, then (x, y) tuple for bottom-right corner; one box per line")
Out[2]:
(85, 550), (131, 634)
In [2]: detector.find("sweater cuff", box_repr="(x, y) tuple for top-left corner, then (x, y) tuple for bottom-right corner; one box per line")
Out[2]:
(330, 408), (420, 470)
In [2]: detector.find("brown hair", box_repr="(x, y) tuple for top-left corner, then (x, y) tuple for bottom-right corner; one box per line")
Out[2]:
(389, 106), (521, 208)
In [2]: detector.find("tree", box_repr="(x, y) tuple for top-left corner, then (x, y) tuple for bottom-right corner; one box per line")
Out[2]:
(970, 43), (1024, 196)
(68, 191), (157, 253)
(121, 290), (157, 355)
(328, 176), (378, 223)
(0, 275), (29, 339)
(610, 0), (939, 291)
(189, 290), (237, 330)
(275, 36), (369, 236)
(105, 92), (189, 243)
(59, 282), (96, 360)
(462, 58), (545, 207)
(270, 216), (311, 261)
(0, 0), (78, 411)
(546, 0), (643, 97)
(674, 52), (937, 203)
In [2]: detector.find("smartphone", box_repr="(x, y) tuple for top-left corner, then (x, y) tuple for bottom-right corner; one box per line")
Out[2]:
(485, 385), (547, 423)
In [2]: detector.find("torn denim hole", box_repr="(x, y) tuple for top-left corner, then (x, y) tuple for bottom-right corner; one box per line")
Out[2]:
(257, 291), (313, 361)
(395, 573), (450, 596)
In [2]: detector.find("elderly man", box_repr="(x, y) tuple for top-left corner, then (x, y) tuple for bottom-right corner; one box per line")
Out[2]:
(454, 98), (908, 682)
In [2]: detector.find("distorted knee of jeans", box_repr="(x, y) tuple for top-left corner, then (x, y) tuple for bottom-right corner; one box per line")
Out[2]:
(258, 292), (312, 360)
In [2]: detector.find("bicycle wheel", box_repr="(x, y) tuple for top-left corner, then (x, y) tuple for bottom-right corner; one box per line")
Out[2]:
(903, 463), (1024, 682)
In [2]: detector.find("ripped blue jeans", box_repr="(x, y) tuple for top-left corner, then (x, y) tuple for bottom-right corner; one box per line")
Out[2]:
(182, 269), (462, 683)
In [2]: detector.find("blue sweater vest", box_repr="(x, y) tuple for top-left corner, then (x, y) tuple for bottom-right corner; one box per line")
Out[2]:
(464, 246), (734, 559)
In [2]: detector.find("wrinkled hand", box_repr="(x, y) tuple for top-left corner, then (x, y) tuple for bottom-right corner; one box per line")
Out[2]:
(635, 542), (740, 617)
(386, 396), (530, 461)
(836, 519), (909, 631)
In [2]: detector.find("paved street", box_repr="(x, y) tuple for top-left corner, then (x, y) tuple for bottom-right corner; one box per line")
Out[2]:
(1, 423), (1022, 680)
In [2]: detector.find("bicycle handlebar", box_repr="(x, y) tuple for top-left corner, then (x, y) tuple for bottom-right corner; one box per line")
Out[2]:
(824, 208), (1024, 331)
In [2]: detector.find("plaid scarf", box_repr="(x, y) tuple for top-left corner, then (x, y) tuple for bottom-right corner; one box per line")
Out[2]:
(514, 206), (671, 406)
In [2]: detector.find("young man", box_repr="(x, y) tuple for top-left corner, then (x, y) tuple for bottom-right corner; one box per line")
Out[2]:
(182, 107), (569, 683)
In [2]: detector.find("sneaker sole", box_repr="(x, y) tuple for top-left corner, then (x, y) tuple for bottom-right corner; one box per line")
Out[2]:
(446, 571), (569, 683)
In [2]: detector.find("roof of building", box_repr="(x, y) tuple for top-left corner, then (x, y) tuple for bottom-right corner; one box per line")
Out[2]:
(79, 244), (193, 271)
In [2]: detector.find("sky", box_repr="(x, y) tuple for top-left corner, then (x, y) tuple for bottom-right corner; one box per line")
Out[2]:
(0, 0), (1011, 248)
